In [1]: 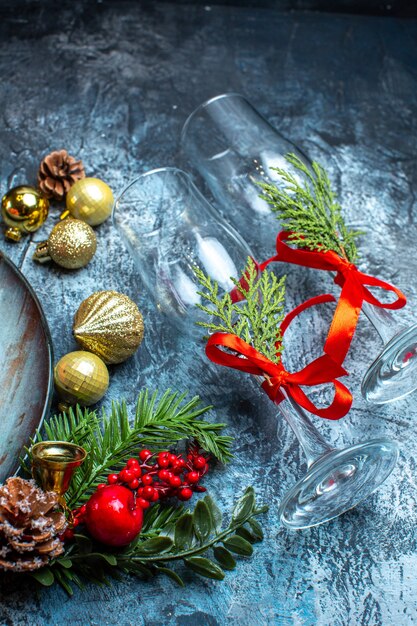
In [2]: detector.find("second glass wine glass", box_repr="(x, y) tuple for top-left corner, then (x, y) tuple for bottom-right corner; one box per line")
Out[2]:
(113, 167), (398, 529)
(181, 92), (417, 405)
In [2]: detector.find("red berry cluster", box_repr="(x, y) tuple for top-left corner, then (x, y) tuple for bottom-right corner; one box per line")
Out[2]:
(68, 445), (210, 534)
(106, 447), (209, 509)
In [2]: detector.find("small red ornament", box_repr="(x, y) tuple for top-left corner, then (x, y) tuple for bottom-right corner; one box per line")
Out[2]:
(84, 485), (144, 547)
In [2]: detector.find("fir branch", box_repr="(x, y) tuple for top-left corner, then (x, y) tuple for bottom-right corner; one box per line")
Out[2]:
(23, 390), (233, 507)
(194, 258), (286, 363)
(35, 487), (267, 594)
(258, 153), (363, 262)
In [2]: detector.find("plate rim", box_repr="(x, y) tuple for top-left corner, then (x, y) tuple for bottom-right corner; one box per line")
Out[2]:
(0, 249), (54, 476)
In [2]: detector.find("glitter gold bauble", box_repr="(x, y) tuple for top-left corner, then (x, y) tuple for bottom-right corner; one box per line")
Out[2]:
(73, 291), (144, 364)
(65, 177), (114, 226)
(1, 185), (49, 242)
(54, 351), (109, 409)
(33, 218), (97, 269)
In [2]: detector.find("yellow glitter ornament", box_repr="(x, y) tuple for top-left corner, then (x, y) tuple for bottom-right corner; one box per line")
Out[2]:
(65, 177), (114, 226)
(2, 185), (49, 242)
(33, 218), (97, 269)
(54, 351), (109, 411)
(73, 291), (144, 364)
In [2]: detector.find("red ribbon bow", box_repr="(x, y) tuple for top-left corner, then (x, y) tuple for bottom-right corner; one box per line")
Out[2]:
(205, 294), (353, 420)
(259, 231), (407, 364)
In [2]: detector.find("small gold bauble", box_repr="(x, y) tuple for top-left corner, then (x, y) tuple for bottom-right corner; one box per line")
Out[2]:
(54, 350), (109, 407)
(73, 290), (144, 364)
(1, 185), (49, 242)
(65, 177), (114, 226)
(33, 218), (97, 269)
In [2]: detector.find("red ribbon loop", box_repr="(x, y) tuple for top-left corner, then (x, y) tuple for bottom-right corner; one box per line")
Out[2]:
(259, 231), (407, 364)
(205, 294), (353, 420)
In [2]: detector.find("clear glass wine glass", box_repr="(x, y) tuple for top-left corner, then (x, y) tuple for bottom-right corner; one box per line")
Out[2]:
(113, 167), (398, 529)
(181, 92), (417, 405)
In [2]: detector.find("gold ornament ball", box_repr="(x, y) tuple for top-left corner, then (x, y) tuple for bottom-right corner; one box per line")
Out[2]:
(33, 218), (97, 269)
(54, 351), (109, 408)
(73, 290), (144, 364)
(66, 177), (114, 226)
(2, 185), (49, 242)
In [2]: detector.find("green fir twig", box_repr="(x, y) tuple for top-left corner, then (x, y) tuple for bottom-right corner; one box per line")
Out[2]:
(258, 153), (363, 262)
(21, 390), (233, 507)
(194, 257), (286, 363)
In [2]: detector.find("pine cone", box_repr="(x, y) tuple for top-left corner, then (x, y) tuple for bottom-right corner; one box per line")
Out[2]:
(38, 149), (85, 200)
(0, 477), (67, 572)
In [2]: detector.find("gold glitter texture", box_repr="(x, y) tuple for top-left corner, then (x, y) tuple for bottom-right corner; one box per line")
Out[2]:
(54, 351), (109, 406)
(35, 218), (97, 269)
(73, 291), (144, 364)
(66, 177), (114, 226)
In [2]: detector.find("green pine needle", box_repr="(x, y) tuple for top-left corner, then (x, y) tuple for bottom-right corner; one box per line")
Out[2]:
(22, 389), (233, 507)
(194, 257), (286, 363)
(258, 153), (363, 262)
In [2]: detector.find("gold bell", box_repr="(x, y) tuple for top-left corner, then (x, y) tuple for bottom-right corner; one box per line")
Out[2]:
(31, 441), (87, 509)
(2, 185), (49, 242)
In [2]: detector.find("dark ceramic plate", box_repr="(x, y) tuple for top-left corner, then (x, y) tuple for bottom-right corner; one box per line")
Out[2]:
(0, 251), (53, 483)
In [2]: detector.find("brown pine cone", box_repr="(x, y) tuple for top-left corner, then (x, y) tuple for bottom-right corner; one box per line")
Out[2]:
(0, 477), (67, 572)
(38, 149), (85, 201)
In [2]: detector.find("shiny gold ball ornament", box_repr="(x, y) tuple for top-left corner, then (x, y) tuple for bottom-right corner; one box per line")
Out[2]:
(33, 218), (97, 269)
(54, 351), (109, 410)
(1, 185), (49, 241)
(73, 291), (144, 364)
(65, 177), (114, 226)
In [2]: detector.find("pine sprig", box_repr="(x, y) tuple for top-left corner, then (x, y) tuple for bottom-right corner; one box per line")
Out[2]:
(258, 153), (363, 262)
(194, 258), (286, 363)
(32, 487), (267, 594)
(22, 390), (233, 507)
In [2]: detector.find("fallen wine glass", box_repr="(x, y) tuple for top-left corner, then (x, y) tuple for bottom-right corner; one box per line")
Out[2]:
(113, 166), (398, 529)
(181, 92), (417, 405)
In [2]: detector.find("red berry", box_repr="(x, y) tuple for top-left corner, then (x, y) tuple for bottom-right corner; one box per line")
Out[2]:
(193, 456), (206, 469)
(171, 460), (183, 474)
(168, 454), (177, 465)
(151, 490), (159, 501)
(137, 487), (144, 497)
(132, 467), (142, 478)
(97, 483), (106, 489)
(72, 518), (80, 528)
(84, 485), (143, 547)
(186, 471), (200, 484)
(120, 469), (135, 483)
(62, 528), (74, 541)
(158, 457), (169, 468)
(137, 497), (150, 509)
(176, 457), (186, 468)
(178, 488), (193, 501)
(139, 449), (152, 462)
(80, 505), (87, 514)
(128, 479), (140, 489)
(107, 474), (119, 485)
(142, 474), (153, 486)
(158, 469), (170, 481)
(169, 475), (182, 487)
(142, 486), (155, 501)
(127, 458), (140, 469)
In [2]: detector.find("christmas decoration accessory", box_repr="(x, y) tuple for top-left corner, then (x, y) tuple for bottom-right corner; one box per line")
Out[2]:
(33, 218), (97, 269)
(73, 290), (144, 364)
(257, 154), (407, 365)
(15, 390), (265, 593)
(54, 351), (109, 411)
(84, 485), (144, 546)
(65, 177), (114, 226)
(0, 477), (66, 572)
(195, 259), (352, 419)
(38, 149), (85, 201)
(1, 185), (49, 242)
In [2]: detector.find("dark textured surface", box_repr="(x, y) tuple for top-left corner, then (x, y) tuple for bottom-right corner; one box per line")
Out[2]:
(0, 2), (417, 624)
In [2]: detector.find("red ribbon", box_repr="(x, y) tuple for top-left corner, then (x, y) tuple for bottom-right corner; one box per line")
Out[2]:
(259, 232), (407, 364)
(206, 294), (352, 420)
